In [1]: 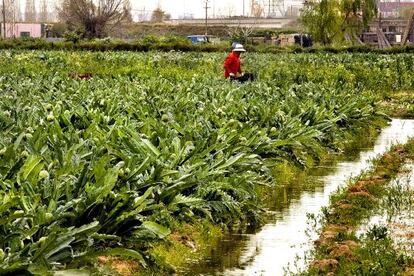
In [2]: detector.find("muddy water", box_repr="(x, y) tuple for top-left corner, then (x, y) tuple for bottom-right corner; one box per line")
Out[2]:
(181, 119), (414, 276)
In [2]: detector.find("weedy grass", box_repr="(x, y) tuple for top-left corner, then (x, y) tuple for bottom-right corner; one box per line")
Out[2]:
(306, 140), (414, 275)
(380, 91), (414, 119)
(148, 220), (222, 274)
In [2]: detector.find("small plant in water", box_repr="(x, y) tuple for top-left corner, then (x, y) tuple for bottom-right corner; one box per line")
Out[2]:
(366, 224), (388, 241)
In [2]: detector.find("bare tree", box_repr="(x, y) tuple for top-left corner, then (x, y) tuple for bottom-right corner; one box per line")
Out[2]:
(39, 0), (48, 22)
(25, 0), (36, 22)
(251, 1), (264, 18)
(136, 7), (150, 22)
(227, 21), (258, 44)
(225, 4), (236, 18)
(59, 0), (130, 38)
(15, 0), (23, 22)
(151, 7), (170, 23)
(122, 0), (133, 23)
(217, 14), (258, 45)
(2, 0), (11, 22)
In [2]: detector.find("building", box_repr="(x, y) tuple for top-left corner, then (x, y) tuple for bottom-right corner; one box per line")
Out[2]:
(361, 17), (414, 47)
(361, 2), (414, 48)
(1, 23), (42, 38)
(379, 2), (414, 18)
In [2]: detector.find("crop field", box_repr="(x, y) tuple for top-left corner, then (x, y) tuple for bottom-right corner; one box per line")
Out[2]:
(0, 50), (413, 274)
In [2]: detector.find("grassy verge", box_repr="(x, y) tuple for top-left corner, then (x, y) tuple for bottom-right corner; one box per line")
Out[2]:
(380, 91), (414, 119)
(87, 219), (222, 276)
(306, 139), (414, 275)
(146, 220), (223, 275)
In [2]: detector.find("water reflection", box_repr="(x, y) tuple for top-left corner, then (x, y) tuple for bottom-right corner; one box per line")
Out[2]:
(181, 119), (414, 276)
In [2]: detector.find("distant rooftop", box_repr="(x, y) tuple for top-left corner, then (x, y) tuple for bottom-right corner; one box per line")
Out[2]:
(379, 2), (414, 13)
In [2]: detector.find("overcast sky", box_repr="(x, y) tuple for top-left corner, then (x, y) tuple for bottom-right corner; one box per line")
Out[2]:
(132, 0), (304, 19)
(17, 0), (302, 20)
(133, 0), (249, 19)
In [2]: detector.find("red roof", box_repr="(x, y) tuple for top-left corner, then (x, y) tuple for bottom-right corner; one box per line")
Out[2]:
(380, 2), (414, 13)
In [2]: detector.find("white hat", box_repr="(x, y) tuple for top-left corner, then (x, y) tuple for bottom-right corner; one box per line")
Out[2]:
(233, 43), (246, 52)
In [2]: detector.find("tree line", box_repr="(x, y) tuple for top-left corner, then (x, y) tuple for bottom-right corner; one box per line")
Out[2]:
(300, 0), (377, 45)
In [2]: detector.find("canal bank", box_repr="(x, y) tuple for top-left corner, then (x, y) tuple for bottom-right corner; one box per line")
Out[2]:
(176, 119), (414, 275)
(307, 137), (414, 275)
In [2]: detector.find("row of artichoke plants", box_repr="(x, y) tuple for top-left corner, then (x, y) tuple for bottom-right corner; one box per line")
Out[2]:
(0, 50), (403, 273)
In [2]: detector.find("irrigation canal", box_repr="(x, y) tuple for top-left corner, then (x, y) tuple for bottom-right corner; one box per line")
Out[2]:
(181, 119), (414, 275)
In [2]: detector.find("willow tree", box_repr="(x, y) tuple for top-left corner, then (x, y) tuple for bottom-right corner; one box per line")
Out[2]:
(341, 0), (377, 41)
(301, 0), (377, 45)
(59, 0), (131, 38)
(301, 0), (342, 45)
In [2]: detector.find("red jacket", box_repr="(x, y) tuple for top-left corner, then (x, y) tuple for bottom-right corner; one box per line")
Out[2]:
(224, 52), (242, 78)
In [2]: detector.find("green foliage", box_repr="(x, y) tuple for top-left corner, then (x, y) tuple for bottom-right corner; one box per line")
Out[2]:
(63, 30), (84, 44)
(341, 0), (377, 39)
(301, 0), (377, 45)
(50, 23), (68, 38)
(0, 50), (402, 273)
(306, 141), (414, 275)
(338, 225), (409, 275)
(301, 0), (342, 45)
(7, 37), (414, 53)
(380, 91), (414, 118)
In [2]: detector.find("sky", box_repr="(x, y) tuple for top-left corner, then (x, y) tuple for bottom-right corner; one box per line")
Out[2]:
(13, 0), (242, 20)
(132, 0), (250, 19)
(15, 0), (303, 21)
(132, 0), (305, 20)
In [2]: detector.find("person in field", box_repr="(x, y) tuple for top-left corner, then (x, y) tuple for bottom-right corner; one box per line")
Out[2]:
(223, 43), (254, 83)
